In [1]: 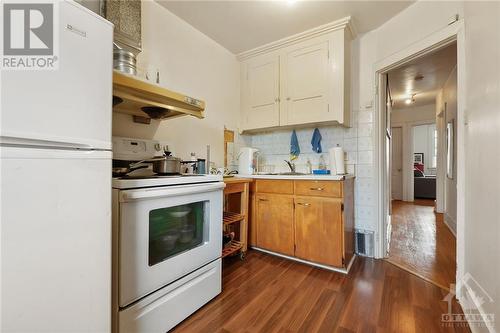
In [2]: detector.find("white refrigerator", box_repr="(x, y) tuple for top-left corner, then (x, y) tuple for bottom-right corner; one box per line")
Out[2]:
(1, 1), (113, 332)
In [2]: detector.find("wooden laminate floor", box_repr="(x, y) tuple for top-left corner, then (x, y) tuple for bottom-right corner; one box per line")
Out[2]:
(172, 250), (469, 333)
(388, 200), (456, 290)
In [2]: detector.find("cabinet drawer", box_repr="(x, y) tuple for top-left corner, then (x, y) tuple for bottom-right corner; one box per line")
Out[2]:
(294, 180), (342, 197)
(255, 180), (294, 194)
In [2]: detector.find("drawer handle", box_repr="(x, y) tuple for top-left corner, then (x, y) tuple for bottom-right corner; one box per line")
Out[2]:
(296, 202), (311, 207)
(310, 187), (324, 191)
(259, 198), (269, 202)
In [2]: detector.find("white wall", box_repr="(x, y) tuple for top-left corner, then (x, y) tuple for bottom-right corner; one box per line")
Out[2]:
(110, 1), (240, 166)
(462, 2), (500, 330)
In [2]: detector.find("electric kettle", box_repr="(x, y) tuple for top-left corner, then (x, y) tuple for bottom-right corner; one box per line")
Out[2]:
(238, 147), (259, 175)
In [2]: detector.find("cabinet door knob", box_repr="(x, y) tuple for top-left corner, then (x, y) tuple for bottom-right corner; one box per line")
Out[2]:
(296, 202), (311, 206)
(310, 187), (324, 191)
(286, 97), (291, 101)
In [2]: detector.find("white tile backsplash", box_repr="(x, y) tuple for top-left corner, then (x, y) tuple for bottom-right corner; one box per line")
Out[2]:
(358, 150), (373, 164)
(358, 110), (374, 124)
(358, 123), (374, 138)
(358, 136), (373, 151)
(237, 108), (377, 233)
(356, 164), (374, 178)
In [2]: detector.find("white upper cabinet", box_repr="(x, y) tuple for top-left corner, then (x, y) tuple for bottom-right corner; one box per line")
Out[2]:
(281, 41), (330, 126)
(241, 55), (280, 130)
(238, 17), (354, 132)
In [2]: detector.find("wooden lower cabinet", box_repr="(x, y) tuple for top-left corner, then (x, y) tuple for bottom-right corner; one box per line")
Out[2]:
(255, 194), (295, 256)
(249, 178), (354, 269)
(294, 196), (343, 267)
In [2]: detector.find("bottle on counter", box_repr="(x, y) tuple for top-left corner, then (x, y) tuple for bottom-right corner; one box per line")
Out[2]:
(318, 154), (327, 170)
(306, 159), (313, 174)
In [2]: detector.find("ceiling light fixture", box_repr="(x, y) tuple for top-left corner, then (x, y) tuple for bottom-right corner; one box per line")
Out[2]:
(287, 0), (298, 6)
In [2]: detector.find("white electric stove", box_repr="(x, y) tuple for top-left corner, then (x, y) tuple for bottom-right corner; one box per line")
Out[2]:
(112, 137), (224, 333)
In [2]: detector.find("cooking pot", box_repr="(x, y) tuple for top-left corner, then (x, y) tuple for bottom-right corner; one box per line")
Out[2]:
(149, 155), (181, 174)
(128, 156), (181, 175)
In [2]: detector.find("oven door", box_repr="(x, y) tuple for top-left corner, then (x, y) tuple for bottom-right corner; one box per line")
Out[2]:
(118, 182), (223, 307)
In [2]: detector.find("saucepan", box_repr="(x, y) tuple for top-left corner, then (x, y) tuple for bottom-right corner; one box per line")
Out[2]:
(130, 156), (181, 175)
(113, 155), (182, 177)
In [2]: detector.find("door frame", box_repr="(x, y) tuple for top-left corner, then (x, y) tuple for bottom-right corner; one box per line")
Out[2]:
(374, 21), (466, 291)
(389, 125), (404, 201)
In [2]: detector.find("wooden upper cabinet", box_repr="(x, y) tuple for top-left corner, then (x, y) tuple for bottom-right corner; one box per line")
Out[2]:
(241, 55), (280, 131)
(281, 41), (330, 126)
(238, 18), (353, 132)
(255, 194), (294, 256)
(294, 196), (343, 267)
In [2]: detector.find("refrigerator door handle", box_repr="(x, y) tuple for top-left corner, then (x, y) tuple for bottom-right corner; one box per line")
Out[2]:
(0, 136), (100, 150)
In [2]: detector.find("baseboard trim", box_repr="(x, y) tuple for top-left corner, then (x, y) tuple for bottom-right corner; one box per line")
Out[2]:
(461, 279), (495, 333)
(444, 213), (457, 237)
(251, 246), (356, 274)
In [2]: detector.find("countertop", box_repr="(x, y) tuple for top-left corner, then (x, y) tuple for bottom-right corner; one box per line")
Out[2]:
(223, 177), (253, 184)
(234, 174), (355, 181)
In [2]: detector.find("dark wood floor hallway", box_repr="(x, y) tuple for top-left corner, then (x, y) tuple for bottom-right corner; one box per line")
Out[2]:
(387, 199), (456, 290)
(172, 250), (469, 333)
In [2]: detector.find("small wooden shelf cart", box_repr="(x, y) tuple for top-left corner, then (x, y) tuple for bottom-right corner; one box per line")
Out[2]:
(222, 177), (252, 260)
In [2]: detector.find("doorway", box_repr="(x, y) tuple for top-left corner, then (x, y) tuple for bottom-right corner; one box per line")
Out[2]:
(382, 42), (458, 290)
(391, 126), (403, 201)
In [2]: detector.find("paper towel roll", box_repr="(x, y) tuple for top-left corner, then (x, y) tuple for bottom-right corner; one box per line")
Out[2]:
(329, 146), (345, 175)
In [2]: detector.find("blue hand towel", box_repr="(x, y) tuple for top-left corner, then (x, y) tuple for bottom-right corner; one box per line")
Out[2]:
(290, 130), (300, 160)
(311, 128), (322, 153)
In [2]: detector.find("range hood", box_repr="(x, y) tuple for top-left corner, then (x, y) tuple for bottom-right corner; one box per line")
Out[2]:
(112, 71), (206, 121)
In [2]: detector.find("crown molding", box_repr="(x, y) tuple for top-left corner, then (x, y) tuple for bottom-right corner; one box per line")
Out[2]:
(237, 16), (356, 61)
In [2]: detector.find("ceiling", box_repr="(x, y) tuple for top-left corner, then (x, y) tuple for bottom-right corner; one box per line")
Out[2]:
(388, 43), (457, 110)
(157, 1), (414, 54)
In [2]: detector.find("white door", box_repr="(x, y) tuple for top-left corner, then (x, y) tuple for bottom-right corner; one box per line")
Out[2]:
(118, 183), (223, 307)
(281, 41), (330, 125)
(1, 147), (111, 332)
(242, 55), (280, 130)
(0, 1), (113, 149)
(391, 127), (403, 200)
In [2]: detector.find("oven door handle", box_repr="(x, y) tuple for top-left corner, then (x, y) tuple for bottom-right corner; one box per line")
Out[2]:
(120, 182), (226, 202)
